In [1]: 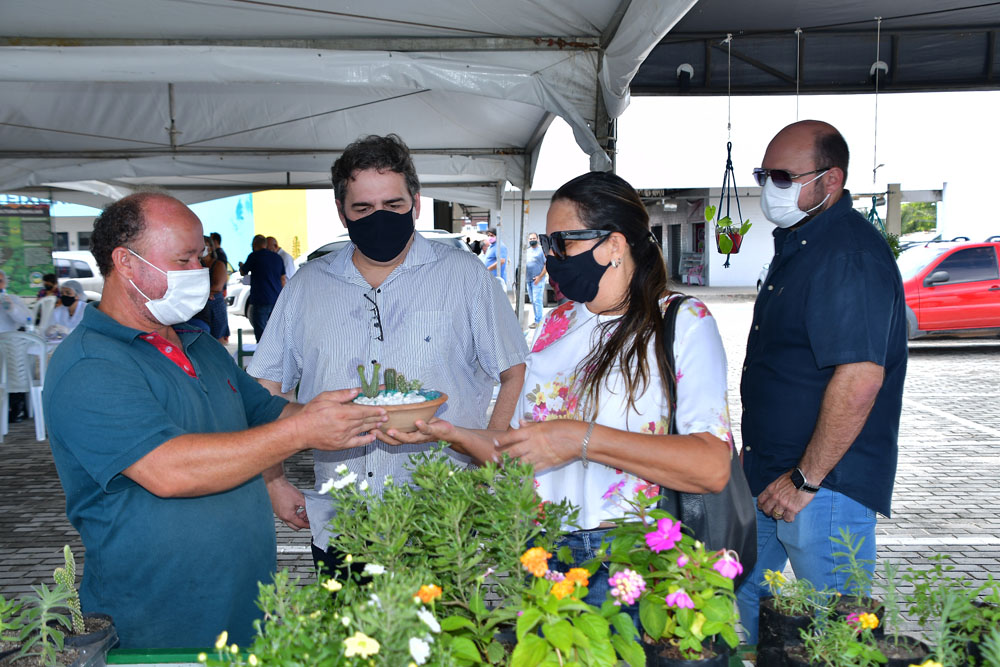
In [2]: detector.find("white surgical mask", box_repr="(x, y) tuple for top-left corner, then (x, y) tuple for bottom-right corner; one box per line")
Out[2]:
(128, 249), (210, 326)
(760, 170), (830, 228)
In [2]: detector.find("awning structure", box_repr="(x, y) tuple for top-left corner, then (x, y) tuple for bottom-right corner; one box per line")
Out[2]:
(0, 0), (695, 208)
(633, 1), (1000, 96)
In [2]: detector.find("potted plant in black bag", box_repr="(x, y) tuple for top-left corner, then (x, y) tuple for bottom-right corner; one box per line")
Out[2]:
(755, 569), (824, 667)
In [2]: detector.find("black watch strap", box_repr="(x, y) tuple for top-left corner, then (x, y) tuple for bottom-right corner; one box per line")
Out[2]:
(791, 467), (821, 494)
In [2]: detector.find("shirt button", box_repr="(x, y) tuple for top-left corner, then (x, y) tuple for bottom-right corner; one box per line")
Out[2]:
(754, 325), (759, 330)
(367, 472), (373, 477)
(376, 289), (381, 293)
(743, 365), (747, 371)
(745, 446), (752, 452)
(767, 285), (774, 291)
(372, 359), (377, 364)
(801, 239), (807, 245)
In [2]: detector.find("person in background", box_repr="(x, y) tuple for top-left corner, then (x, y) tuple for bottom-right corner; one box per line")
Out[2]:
(48, 279), (88, 334)
(403, 171), (735, 613)
(203, 235), (230, 343)
(484, 227), (508, 290)
(210, 231), (228, 267)
(525, 232), (547, 329)
(37, 273), (59, 299)
(266, 236), (297, 281)
(239, 234), (286, 340)
(735, 120), (907, 643)
(44, 191), (388, 648)
(0, 269), (32, 333)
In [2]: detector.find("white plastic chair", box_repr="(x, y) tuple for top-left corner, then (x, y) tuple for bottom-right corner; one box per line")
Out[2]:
(33, 295), (58, 332)
(0, 331), (47, 441)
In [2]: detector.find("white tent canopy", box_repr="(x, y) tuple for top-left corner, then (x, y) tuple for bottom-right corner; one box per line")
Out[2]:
(0, 0), (695, 208)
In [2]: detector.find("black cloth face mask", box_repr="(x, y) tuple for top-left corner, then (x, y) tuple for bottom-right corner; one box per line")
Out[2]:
(544, 235), (611, 304)
(346, 207), (415, 262)
(60, 295), (76, 307)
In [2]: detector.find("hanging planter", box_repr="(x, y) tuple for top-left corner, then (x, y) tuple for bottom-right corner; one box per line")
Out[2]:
(710, 142), (752, 268)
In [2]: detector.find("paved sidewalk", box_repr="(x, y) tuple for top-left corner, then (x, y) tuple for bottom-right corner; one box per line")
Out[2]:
(2, 291), (998, 639)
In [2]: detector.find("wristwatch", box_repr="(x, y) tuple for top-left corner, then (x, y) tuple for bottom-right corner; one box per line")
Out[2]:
(791, 468), (821, 494)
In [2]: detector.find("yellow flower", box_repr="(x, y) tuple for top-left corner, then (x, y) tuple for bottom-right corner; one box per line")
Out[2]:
(345, 554), (353, 563)
(214, 631), (228, 650)
(344, 631), (381, 658)
(909, 662), (942, 667)
(857, 612), (880, 630)
(197, 653), (207, 663)
(551, 579), (576, 600)
(763, 570), (787, 587)
(230, 644), (239, 655)
(309, 610), (322, 619)
(322, 578), (343, 592)
(520, 547), (552, 578)
(565, 568), (590, 587)
(416, 584), (443, 603)
(248, 656), (259, 667)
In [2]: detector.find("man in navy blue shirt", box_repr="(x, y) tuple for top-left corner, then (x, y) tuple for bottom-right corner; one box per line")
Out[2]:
(735, 120), (907, 643)
(239, 234), (285, 340)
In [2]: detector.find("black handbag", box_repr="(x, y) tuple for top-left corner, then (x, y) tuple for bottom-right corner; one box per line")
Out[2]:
(656, 294), (757, 587)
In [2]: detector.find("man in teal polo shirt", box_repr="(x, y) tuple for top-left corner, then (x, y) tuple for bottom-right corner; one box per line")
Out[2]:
(44, 192), (387, 649)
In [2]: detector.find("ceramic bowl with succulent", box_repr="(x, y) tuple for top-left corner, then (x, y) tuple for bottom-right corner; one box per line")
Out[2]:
(353, 363), (447, 432)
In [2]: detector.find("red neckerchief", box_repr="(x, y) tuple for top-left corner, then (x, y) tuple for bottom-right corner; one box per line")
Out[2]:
(140, 331), (198, 379)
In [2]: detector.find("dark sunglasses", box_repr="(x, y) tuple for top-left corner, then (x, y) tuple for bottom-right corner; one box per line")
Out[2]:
(752, 166), (831, 189)
(538, 229), (611, 260)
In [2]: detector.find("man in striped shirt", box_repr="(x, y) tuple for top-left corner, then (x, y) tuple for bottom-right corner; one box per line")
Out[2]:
(249, 134), (528, 576)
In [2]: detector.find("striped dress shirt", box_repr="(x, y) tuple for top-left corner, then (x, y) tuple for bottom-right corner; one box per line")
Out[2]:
(248, 232), (528, 548)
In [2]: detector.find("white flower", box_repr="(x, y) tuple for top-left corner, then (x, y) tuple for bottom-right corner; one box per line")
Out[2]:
(333, 472), (358, 489)
(409, 637), (431, 665)
(359, 480), (369, 492)
(318, 478), (336, 494)
(341, 616), (352, 626)
(368, 592), (382, 609)
(363, 563), (386, 576)
(335, 464), (348, 475)
(416, 607), (441, 634)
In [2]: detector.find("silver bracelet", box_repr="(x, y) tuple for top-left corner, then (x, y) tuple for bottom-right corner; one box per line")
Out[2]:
(580, 419), (597, 468)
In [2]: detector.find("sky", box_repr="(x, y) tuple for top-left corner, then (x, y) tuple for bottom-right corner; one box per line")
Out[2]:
(533, 89), (999, 198)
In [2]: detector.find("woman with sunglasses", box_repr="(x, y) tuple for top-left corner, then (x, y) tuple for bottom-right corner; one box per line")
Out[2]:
(401, 171), (734, 608)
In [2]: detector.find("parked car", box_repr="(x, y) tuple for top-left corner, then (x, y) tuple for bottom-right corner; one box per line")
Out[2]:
(898, 239), (1000, 339)
(53, 251), (103, 301)
(756, 262), (770, 292)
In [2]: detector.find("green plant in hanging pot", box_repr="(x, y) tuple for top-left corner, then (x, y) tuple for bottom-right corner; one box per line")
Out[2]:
(706, 205), (751, 256)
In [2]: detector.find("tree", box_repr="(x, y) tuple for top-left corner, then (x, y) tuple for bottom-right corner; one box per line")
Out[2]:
(901, 202), (937, 234)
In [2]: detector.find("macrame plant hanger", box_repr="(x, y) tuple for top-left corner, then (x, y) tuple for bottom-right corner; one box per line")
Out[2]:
(713, 33), (749, 268)
(867, 17), (887, 234)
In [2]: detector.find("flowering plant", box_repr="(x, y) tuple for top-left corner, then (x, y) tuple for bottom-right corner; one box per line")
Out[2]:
(599, 480), (742, 659)
(512, 547), (644, 666)
(793, 608), (887, 667)
(763, 569), (824, 616)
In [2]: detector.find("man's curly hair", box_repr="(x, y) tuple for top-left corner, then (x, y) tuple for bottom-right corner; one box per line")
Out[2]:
(331, 134), (420, 202)
(90, 192), (165, 277)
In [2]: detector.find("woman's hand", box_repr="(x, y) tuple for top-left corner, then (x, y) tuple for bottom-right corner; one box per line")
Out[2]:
(493, 419), (587, 473)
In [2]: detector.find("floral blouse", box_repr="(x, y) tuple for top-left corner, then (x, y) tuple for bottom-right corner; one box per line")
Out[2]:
(514, 294), (734, 530)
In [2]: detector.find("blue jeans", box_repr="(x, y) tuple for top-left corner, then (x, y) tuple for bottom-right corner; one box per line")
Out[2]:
(735, 488), (877, 644)
(249, 303), (274, 342)
(529, 278), (545, 324)
(550, 528), (640, 627)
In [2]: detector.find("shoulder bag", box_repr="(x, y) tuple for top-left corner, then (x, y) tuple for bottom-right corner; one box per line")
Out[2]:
(656, 294), (757, 586)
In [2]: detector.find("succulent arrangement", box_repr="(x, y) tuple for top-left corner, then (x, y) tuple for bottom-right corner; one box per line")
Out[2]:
(357, 362), (424, 398)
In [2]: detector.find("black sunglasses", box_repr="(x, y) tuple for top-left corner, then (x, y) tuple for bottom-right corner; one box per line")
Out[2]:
(752, 166), (831, 189)
(538, 230), (611, 260)
(363, 293), (384, 342)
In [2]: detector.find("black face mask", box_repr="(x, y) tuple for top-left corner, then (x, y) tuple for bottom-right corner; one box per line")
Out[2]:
(544, 236), (610, 304)
(528, 239), (538, 246)
(346, 208), (415, 263)
(60, 295), (76, 307)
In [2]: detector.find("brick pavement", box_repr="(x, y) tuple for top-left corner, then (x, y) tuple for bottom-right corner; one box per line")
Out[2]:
(2, 290), (998, 639)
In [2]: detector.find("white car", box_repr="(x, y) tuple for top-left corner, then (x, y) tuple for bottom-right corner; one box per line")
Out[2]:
(756, 262), (771, 292)
(225, 272), (251, 317)
(54, 251), (104, 301)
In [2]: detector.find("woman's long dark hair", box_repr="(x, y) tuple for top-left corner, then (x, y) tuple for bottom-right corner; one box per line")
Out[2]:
(551, 171), (674, 418)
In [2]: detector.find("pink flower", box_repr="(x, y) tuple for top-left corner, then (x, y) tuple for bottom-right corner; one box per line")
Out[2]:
(603, 480), (626, 500)
(634, 481), (660, 499)
(608, 569), (646, 606)
(677, 554), (689, 568)
(531, 304), (573, 352)
(713, 552), (743, 580)
(645, 518), (683, 553)
(544, 570), (566, 582)
(665, 589), (695, 609)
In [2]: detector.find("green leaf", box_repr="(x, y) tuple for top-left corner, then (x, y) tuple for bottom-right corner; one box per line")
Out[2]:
(574, 612), (610, 641)
(612, 635), (646, 667)
(470, 591), (487, 616)
(704, 204), (717, 223)
(739, 220), (752, 236)
(608, 534), (637, 561)
(516, 608), (543, 640)
(450, 636), (484, 663)
(542, 619), (574, 652)
(441, 615), (477, 632)
(639, 597), (666, 639)
(486, 640), (507, 664)
(704, 571), (735, 590)
(610, 611), (639, 640)
(717, 234), (733, 254)
(511, 634), (549, 667)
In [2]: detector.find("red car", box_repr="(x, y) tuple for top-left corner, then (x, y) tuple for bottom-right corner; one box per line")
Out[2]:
(898, 239), (1000, 339)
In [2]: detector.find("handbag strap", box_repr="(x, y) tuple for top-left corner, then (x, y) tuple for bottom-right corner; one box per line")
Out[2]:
(661, 294), (692, 436)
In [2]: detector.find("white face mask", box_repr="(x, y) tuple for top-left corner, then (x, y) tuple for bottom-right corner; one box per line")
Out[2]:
(128, 249), (210, 326)
(760, 170), (830, 228)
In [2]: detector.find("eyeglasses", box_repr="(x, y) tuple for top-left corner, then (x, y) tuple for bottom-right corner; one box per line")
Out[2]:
(363, 293), (383, 342)
(538, 229), (611, 260)
(752, 167), (831, 189)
